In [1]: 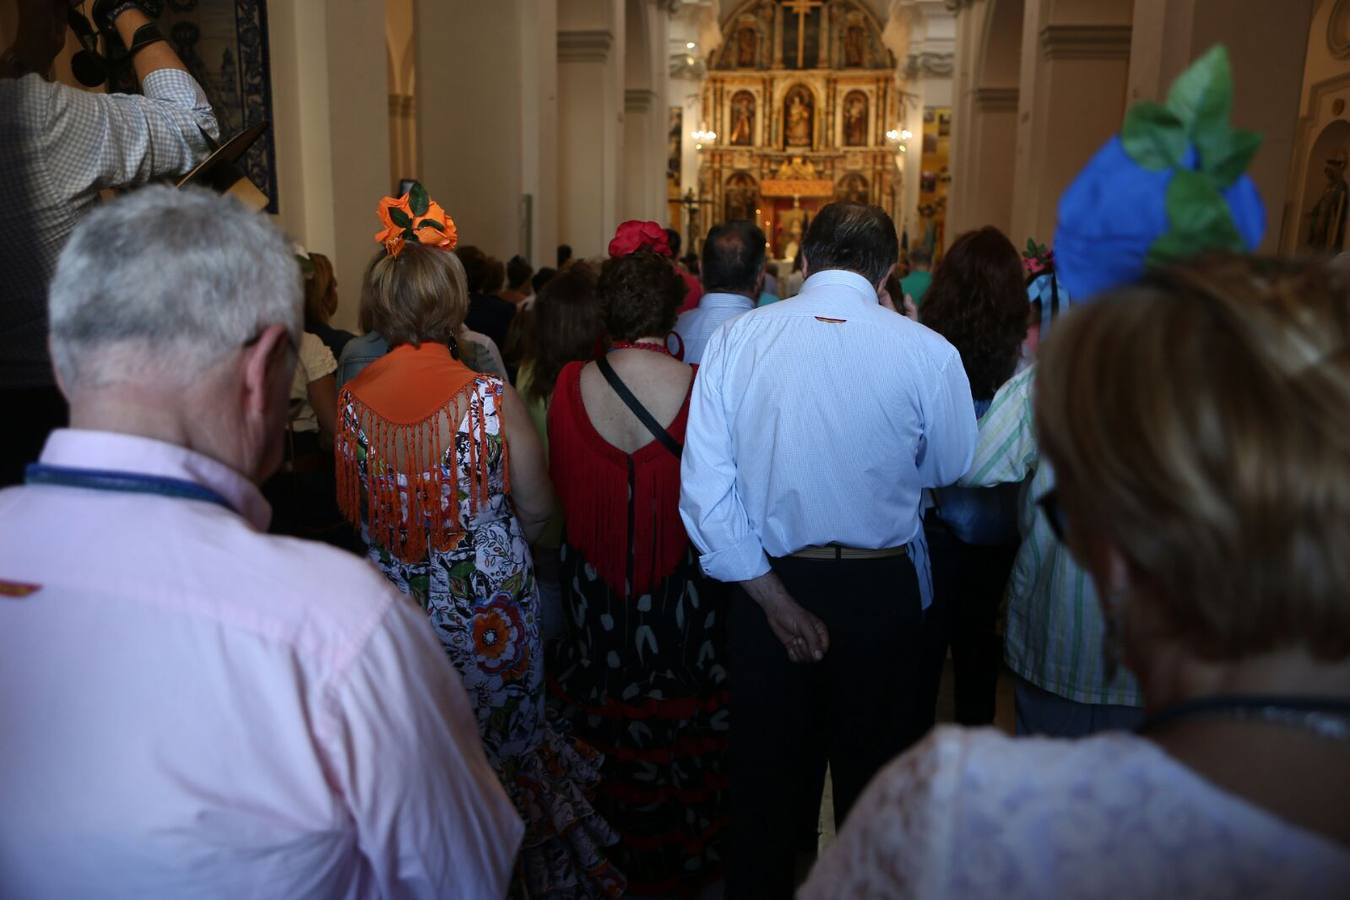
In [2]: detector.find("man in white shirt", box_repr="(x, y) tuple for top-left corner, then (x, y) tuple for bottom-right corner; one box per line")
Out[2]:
(672, 219), (766, 365)
(679, 202), (977, 897)
(0, 186), (522, 898)
(1, 0), (220, 486)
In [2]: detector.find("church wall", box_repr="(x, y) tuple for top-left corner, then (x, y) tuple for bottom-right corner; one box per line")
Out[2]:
(1007, 0), (1132, 246)
(559, 0), (627, 257)
(268, 0), (389, 334)
(417, 1), (532, 266)
(1127, 0), (1315, 255)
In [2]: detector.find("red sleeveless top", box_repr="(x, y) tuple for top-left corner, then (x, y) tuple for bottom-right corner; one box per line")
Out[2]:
(547, 360), (695, 598)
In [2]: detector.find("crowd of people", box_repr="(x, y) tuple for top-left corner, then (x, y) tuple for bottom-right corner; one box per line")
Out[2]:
(1, 3), (1348, 897)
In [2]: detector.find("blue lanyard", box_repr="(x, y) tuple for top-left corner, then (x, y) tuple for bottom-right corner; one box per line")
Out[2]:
(24, 463), (236, 514)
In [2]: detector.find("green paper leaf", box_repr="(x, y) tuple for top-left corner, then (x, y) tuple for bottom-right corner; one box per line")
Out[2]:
(1166, 45), (1232, 136)
(388, 206), (412, 228)
(1199, 127), (1262, 188)
(1147, 168), (1244, 266)
(1121, 103), (1188, 171)
(418, 218), (445, 232)
(409, 181), (430, 216)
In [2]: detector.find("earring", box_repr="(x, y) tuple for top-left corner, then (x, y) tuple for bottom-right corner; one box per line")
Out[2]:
(1101, 588), (1126, 684)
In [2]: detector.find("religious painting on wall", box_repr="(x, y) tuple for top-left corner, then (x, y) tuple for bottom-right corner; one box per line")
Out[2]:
(1302, 125), (1349, 252)
(737, 24), (758, 66)
(668, 107), (683, 182)
(844, 19), (866, 66)
(843, 90), (868, 146)
(917, 105), (952, 262)
(784, 85), (814, 149)
(112, 0), (277, 212)
(730, 91), (756, 146)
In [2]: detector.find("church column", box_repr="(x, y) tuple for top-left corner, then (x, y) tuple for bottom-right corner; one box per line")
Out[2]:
(1009, 0), (1133, 245)
(268, 0), (389, 332)
(558, 0), (626, 257)
(416, 0), (559, 264)
(773, 4), (785, 68)
(946, 0), (1020, 237)
(1127, 0), (1315, 253)
(621, 0), (670, 223)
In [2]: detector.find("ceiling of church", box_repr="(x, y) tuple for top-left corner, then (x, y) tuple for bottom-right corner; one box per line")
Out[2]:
(717, 0), (891, 26)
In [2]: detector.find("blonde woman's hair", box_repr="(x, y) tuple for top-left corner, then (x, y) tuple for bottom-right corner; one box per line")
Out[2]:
(1035, 254), (1350, 661)
(361, 244), (468, 346)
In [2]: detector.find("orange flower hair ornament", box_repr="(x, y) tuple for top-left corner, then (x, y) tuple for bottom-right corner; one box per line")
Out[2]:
(374, 181), (458, 258)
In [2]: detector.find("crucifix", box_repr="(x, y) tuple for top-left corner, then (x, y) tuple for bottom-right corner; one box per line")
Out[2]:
(680, 189), (713, 255)
(783, 0), (824, 68)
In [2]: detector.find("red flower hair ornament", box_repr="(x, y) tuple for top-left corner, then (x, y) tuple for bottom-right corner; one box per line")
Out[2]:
(608, 220), (672, 258)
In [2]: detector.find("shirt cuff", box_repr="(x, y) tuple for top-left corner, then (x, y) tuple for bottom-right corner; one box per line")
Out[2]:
(697, 533), (771, 583)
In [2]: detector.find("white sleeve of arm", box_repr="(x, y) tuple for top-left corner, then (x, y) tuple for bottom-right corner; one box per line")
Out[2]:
(678, 329), (771, 583)
(915, 349), (979, 488)
(43, 69), (218, 196)
(319, 593), (524, 900)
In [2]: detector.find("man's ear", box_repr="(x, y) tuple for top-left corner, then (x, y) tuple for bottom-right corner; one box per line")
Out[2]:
(801, 254), (811, 279)
(240, 324), (293, 417)
(754, 267), (765, 296)
(874, 263), (897, 295)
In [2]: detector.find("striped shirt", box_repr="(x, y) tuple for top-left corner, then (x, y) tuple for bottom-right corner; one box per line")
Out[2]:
(0, 70), (219, 388)
(960, 365), (1142, 706)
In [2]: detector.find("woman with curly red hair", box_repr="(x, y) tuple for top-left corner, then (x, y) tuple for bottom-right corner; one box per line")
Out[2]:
(547, 223), (730, 895)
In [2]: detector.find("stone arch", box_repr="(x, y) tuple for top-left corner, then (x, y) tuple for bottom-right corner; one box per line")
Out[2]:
(977, 0), (1023, 89)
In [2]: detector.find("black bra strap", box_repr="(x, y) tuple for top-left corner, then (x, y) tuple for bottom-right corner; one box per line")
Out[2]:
(596, 356), (683, 459)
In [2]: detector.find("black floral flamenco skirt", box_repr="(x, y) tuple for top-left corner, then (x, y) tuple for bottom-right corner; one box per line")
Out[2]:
(548, 543), (731, 896)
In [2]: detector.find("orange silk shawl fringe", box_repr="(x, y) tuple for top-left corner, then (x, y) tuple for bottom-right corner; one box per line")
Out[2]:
(335, 342), (508, 563)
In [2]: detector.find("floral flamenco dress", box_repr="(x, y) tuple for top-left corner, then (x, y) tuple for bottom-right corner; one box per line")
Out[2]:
(336, 342), (625, 899)
(546, 359), (731, 896)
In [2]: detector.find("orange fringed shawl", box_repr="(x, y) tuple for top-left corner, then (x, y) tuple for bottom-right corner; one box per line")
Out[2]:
(335, 342), (507, 564)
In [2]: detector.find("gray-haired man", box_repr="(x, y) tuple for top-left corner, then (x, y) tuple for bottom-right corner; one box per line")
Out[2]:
(0, 187), (523, 898)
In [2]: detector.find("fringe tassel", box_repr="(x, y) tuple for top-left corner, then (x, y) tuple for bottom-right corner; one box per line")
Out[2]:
(549, 396), (689, 599)
(336, 382), (494, 565)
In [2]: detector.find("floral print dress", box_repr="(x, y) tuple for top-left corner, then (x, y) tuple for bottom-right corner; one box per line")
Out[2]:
(347, 375), (625, 899)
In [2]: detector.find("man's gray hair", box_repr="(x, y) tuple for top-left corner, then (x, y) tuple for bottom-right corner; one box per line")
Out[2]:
(49, 186), (302, 388)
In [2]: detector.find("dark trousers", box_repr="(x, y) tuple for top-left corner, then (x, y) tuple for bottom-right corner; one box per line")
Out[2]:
(726, 553), (924, 899)
(920, 522), (1018, 728)
(1, 385), (67, 488)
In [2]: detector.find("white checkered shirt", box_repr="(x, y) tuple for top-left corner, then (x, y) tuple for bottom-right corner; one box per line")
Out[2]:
(0, 70), (219, 388)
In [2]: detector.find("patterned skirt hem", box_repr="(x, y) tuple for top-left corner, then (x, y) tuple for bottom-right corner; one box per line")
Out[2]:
(510, 725), (627, 899)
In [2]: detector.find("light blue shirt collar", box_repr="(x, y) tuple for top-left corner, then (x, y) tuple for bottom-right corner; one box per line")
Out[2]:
(697, 291), (756, 311)
(799, 269), (880, 307)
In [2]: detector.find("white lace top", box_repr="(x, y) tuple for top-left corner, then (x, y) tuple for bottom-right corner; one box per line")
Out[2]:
(801, 726), (1350, 899)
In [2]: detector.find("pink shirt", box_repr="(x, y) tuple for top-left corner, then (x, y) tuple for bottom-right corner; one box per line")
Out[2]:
(0, 430), (523, 899)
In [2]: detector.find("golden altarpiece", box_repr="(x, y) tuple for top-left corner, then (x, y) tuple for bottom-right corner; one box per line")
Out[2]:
(697, 0), (898, 259)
